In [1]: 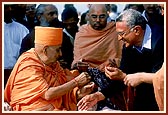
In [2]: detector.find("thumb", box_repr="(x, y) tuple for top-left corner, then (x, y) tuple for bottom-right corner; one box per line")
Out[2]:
(84, 82), (95, 89)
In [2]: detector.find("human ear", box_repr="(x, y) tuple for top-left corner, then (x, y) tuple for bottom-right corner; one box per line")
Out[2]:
(43, 46), (48, 56)
(134, 26), (141, 35)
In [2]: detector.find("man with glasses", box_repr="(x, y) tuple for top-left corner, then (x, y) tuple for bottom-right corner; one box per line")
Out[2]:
(117, 25), (135, 44)
(105, 9), (164, 111)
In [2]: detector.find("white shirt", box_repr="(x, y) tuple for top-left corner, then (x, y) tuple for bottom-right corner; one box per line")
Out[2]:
(141, 24), (152, 50)
(4, 20), (29, 69)
(142, 11), (148, 22)
(109, 12), (118, 21)
(63, 28), (74, 45)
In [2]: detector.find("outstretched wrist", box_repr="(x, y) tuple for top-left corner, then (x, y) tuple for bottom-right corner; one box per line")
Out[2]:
(73, 78), (78, 87)
(94, 92), (105, 102)
(122, 72), (126, 80)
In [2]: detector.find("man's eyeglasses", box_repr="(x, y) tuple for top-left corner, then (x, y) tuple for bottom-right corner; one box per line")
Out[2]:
(117, 26), (135, 38)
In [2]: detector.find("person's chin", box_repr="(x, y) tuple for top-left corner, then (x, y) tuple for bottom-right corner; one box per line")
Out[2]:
(51, 59), (57, 64)
(94, 26), (102, 30)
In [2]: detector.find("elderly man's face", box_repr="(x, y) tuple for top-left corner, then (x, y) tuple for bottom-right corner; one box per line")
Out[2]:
(88, 5), (108, 30)
(42, 5), (58, 25)
(116, 21), (137, 47)
(45, 45), (62, 64)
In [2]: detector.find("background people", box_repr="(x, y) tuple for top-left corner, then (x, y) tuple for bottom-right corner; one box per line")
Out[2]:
(19, 4), (63, 55)
(60, 6), (79, 69)
(109, 4), (118, 21)
(4, 4), (29, 87)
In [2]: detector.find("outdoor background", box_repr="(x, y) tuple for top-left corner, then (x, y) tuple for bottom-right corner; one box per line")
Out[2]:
(37, 3), (126, 21)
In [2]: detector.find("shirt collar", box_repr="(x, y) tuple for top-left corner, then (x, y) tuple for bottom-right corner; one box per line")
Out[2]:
(142, 11), (148, 22)
(133, 24), (151, 52)
(141, 24), (152, 50)
(63, 28), (74, 45)
(4, 19), (14, 25)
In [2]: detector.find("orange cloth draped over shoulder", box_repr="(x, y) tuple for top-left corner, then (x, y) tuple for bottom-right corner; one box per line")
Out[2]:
(72, 22), (123, 71)
(153, 62), (164, 111)
(4, 49), (78, 111)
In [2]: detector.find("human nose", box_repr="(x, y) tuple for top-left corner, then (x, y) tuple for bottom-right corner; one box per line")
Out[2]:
(96, 17), (100, 22)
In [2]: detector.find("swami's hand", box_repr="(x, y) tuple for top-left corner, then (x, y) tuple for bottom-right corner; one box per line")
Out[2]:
(75, 72), (91, 88)
(77, 82), (95, 100)
(77, 92), (105, 111)
(105, 66), (126, 80)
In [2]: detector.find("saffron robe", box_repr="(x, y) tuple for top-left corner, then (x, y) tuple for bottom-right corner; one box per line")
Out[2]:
(72, 22), (123, 71)
(4, 48), (77, 111)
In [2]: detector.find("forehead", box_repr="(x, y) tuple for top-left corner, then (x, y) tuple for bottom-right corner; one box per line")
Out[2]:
(49, 45), (61, 49)
(116, 21), (128, 31)
(143, 4), (158, 8)
(89, 4), (107, 14)
(26, 4), (36, 7)
(63, 17), (76, 23)
(159, 4), (164, 8)
(44, 5), (57, 12)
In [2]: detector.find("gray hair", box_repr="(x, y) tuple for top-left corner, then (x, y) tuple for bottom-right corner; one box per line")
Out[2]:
(116, 9), (147, 30)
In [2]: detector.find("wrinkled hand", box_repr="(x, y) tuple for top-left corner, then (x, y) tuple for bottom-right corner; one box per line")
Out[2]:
(77, 93), (99, 111)
(124, 73), (143, 87)
(77, 82), (95, 100)
(75, 72), (91, 88)
(105, 66), (126, 80)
